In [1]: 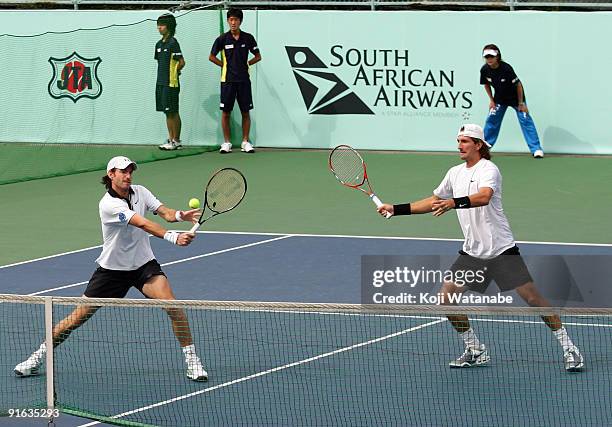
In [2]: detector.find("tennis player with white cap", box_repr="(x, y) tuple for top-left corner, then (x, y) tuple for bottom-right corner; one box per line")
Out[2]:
(14, 156), (209, 381)
(377, 124), (584, 372)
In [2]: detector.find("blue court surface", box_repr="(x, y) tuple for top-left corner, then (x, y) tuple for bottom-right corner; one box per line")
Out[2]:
(1, 232), (612, 426)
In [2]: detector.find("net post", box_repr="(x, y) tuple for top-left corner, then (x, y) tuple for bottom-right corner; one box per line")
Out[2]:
(44, 297), (55, 419)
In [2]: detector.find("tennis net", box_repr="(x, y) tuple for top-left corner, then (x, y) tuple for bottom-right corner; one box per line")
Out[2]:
(1, 294), (611, 426)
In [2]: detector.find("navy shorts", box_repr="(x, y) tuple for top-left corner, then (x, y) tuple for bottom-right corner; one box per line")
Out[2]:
(156, 85), (180, 113)
(220, 81), (253, 113)
(84, 259), (166, 298)
(449, 246), (533, 293)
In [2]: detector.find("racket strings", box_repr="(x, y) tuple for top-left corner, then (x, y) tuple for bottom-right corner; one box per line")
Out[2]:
(206, 169), (246, 213)
(329, 147), (365, 186)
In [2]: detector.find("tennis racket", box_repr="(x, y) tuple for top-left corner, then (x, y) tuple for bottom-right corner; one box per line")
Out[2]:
(329, 145), (391, 218)
(189, 168), (247, 233)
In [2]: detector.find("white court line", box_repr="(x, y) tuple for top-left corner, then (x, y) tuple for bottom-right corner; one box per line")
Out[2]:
(196, 230), (612, 248)
(3, 231), (611, 270)
(76, 318), (446, 427)
(27, 235), (293, 296)
(0, 245), (102, 270)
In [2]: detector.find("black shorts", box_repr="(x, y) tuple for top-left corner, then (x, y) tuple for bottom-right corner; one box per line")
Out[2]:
(449, 246), (533, 293)
(156, 85), (180, 113)
(220, 81), (253, 113)
(84, 259), (166, 298)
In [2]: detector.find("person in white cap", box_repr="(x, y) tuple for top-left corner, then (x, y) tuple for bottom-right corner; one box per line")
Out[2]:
(14, 156), (209, 382)
(480, 43), (544, 158)
(376, 124), (583, 372)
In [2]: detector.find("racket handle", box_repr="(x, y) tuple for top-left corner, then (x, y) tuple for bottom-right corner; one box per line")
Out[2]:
(370, 195), (392, 219)
(189, 222), (200, 233)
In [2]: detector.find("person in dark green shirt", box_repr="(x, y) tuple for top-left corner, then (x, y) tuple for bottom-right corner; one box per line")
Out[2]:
(155, 14), (185, 151)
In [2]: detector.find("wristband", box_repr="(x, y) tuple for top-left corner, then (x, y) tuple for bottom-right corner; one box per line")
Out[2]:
(175, 210), (184, 222)
(453, 197), (471, 209)
(163, 231), (179, 245)
(393, 203), (412, 216)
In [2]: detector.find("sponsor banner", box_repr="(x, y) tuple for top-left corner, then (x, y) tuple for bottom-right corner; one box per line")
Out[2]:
(0, 10), (221, 145)
(0, 10), (610, 153)
(253, 10), (612, 154)
(48, 52), (103, 102)
(361, 255), (612, 308)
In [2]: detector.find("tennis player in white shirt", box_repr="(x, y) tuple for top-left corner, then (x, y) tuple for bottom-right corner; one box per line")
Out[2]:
(377, 124), (583, 372)
(15, 156), (208, 381)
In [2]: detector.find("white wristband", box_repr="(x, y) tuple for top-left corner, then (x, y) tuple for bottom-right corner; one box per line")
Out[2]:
(163, 231), (179, 245)
(175, 210), (184, 222)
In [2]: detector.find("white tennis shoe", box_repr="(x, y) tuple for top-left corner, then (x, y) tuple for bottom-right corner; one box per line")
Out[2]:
(219, 142), (232, 154)
(449, 344), (490, 368)
(533, 149), (544, 159)
(564, 346), (584, 372)
(186, 355), (208, 382)
(241, 141), (255, 153)
(15, 344), (46, 377)
(159, 139), (182, 151)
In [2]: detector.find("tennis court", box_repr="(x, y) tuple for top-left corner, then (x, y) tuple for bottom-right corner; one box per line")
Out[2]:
(2, 149), (612, 427)
(2, 219), (612, 425)
(2, 2), (612, 424)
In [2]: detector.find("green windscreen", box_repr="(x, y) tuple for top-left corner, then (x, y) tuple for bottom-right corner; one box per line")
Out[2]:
(0, 143), (216, 185)
(0, 7), (223, 184)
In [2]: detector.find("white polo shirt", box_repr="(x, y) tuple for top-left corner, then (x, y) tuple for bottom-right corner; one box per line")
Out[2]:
(433, 159), (515, 259)
(95, 185), (163, 270)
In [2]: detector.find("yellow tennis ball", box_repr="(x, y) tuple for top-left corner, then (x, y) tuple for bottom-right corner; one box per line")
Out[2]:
(188, 198), (200, 209)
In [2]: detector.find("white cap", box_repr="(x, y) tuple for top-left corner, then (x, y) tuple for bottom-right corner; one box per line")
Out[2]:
(106, 156), (137, 172)
(457, 124), (491, 147)
(482, 49), (498, 57)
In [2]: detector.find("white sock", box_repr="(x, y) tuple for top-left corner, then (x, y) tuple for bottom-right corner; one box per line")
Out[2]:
(36, 342), (47, 354)
(459, 328), (481, 349)
(29, 343), (47, 361)
(552, 327), (574, 352)
(182, 344), (196, 359)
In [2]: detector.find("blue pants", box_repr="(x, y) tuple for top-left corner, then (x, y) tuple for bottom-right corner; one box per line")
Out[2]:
(484, 104), (542, 153)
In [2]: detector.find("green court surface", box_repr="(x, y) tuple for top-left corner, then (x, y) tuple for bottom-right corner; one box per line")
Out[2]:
(0, 149), (611, 266)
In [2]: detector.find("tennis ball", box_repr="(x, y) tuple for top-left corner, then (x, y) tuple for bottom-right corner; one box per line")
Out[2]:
(188, 198), (201, 209)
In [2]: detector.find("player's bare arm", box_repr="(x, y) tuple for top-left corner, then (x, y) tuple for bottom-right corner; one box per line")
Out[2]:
(431, 187), (494, 217)
(155, 205), (200, 223)
(129, 213), (194, 246)
(377, 195), (440, 217)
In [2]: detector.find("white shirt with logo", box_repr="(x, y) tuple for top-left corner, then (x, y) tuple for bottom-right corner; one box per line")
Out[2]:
(96, 185), (163, 270)
(433, 159), (515, 259)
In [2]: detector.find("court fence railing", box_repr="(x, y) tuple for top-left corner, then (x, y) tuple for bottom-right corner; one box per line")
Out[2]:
(1, 0), (612, 10)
